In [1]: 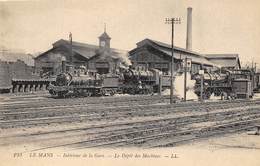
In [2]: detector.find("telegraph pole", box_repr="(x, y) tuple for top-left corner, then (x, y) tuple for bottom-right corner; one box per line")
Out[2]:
(165, 17), (181, 104)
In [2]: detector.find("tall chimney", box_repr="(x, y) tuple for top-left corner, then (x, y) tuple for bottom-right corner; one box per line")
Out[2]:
(186, 7), (192, 50)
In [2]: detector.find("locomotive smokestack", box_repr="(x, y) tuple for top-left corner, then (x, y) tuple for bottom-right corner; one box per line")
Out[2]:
(186, 7), (192, 51)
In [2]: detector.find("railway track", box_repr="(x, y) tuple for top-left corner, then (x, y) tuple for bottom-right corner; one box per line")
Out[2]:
(0, 95), (171, 111)
(2, 104), (257, 138)
(150, 119), (259, 148)
(1, 93), (260, 151)
(0, 99), (252, 120)
(71, 114), (260, 149)
(23, 107), (260, 151)
(1, 95), (259, 118)
(2, 105), (260, 150)
(1, 99), (260, 129)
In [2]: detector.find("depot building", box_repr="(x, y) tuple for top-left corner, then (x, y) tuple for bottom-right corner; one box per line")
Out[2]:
(129, 38), (220, 74)
(34, 31), (129, 76)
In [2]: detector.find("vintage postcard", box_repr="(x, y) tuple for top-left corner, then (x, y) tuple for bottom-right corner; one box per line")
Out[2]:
(0, 0), (260, 166)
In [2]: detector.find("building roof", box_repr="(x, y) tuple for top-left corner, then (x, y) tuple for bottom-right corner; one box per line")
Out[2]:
(35, 39), (129, 63)
(205, 54), (239, 58)
(99, 32), (111, 39)
(53, 39), (99, 59)
(205, 54), (241, 68)
(0, 50), (34, 66)
(133, 38), (219, 67)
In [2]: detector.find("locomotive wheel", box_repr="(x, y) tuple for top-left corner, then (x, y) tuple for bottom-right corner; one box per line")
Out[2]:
(230, 93), (236, 100)
(86, 92), (92, 97)
(83, 91), (91, 97)
(147, 88), (153, 94)
(214, 89), (222, 96)
(100, 89), (106, 96)
(204, 91), (211, 99)
(57, 91), (67, 98)
(221, 92), (228, 100)
(73, 90), (81, 97)
(110, 90), (115, 96)
(81, 90), (89, 97)
(126, 88), (135, 95)
(139, 89), (144, 94)
(49, 89), (56, 96)
(143, 89), (149, 95)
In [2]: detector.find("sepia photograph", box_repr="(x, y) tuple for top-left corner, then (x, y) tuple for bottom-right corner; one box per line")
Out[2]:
(0, 0), (260, 165)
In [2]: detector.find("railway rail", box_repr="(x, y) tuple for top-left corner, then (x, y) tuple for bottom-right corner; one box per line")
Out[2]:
(1, 99), (260, 129)
(0, 99), (255, 119)
(1, 97), (259, 117)
(1, 102), (260, 151)
(21, 108), (260, 151)
(1, 93), (260, 150)
(0, 95), (171, 110)
(69, 115), (260, 149)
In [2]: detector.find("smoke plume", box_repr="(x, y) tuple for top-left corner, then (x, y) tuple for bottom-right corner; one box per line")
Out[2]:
(115, 51), (132, 66)
(174, 72), (197, 100)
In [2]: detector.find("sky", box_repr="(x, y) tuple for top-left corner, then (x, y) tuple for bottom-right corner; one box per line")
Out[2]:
(0, 0), (260, 66)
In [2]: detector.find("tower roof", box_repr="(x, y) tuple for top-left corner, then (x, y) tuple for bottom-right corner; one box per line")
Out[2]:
(99, 32), (111, 40)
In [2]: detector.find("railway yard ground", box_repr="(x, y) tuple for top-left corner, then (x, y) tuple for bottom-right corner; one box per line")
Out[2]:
(0, 92), (260, 165)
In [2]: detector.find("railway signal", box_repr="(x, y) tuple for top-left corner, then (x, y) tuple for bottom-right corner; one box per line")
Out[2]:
(165, 17), (181, 104)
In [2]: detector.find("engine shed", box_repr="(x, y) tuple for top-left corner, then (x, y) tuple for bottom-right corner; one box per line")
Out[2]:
(129, 39), (219, 75)
(205, 54), (241, 70)
(34, 31), (129, 76)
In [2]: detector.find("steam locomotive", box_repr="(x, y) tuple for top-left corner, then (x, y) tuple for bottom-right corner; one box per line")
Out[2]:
(122, 66), (161, 94)
(48, 62), (259, 99)
(48, 65), (171, 98)
(193, 68), (256, 99)
(48, 66), (103, 97)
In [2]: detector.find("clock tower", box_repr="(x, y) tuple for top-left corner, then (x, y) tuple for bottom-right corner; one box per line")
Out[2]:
(99, 25), (111, 50)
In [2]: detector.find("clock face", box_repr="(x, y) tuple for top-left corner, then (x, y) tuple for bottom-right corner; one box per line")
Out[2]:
(100, 41), (106, 47)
